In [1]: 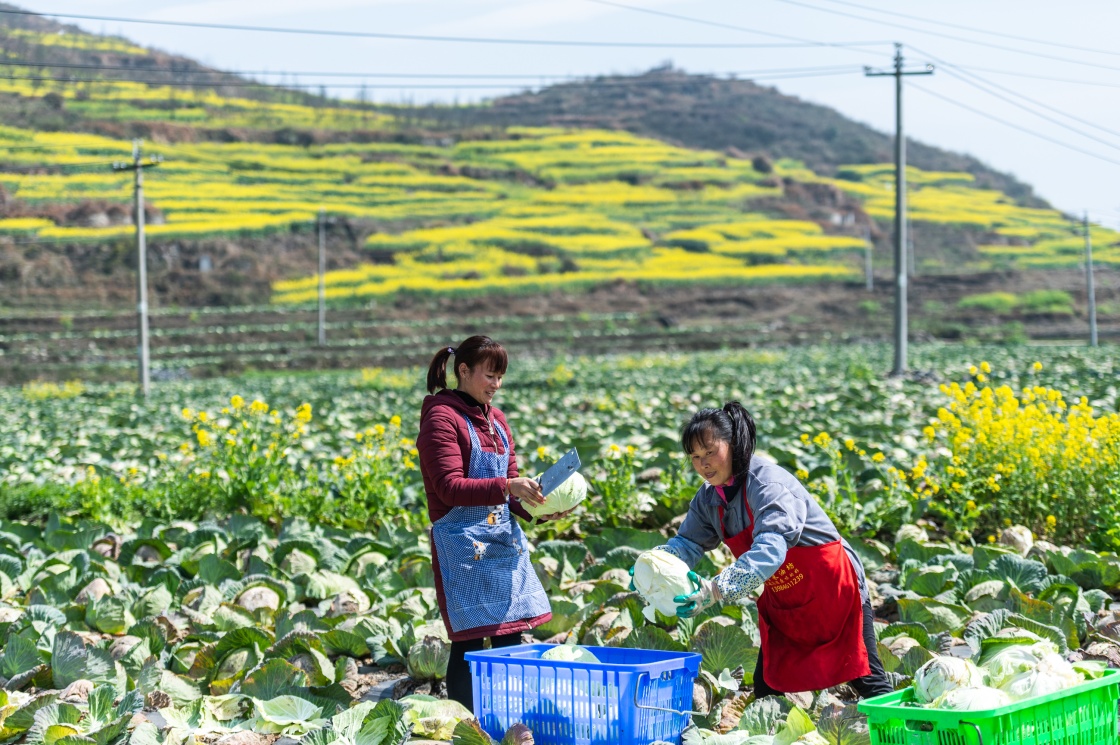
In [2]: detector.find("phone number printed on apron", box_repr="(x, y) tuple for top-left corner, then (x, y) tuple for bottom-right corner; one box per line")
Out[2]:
(765, 562), (805, 593)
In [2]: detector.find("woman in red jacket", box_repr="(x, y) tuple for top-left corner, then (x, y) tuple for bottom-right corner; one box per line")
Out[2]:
(417, 335), (563, 708)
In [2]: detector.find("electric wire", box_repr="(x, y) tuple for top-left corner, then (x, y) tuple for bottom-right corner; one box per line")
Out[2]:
(956, 65), (1120, 91)
(808, 0), (1120, 58)
(0, 58), (863, 81)
(584, 0), (888, 55)
(0, 66), (865, 91)
(908, 45), (1120, 148)
(908, 83), (1120, 168)
(774, 0), (1120, 73)
(0, 7), (869, 49)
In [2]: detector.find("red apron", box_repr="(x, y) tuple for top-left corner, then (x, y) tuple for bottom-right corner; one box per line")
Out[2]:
(719, 492), (869, 693)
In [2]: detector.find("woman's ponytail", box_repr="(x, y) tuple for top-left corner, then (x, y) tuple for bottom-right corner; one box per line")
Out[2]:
(722, 401), (757, 482)
(425, 335), (509, 394)
(425, 346), (456, 393)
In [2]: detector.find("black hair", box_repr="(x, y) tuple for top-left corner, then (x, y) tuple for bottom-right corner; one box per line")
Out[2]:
(425, 335), (509, 394)
(680, 401), (758, 484)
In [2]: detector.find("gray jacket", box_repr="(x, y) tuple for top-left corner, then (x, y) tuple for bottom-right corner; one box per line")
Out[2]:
(664, 459), (869, 603)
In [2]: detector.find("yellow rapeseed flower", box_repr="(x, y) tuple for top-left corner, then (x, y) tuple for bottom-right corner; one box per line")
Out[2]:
(1032, 361), (1043, 372)
(197, 411), (209, 423)
(980, 361), (991, 374)
(181, 407), (193, 419)
(250, 399), (269, 414)
(871, 452), (886, 463)
(231, 395), (245, 409)
(795, 468), (809, 482)
(196, 430), (212, 447)
(1045, 515), (1057, 529)
(295, 403), (312, 423)
(390, 414), (402, 427)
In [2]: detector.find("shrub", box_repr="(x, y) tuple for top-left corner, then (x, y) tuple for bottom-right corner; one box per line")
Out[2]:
(957, 292), (1019, 314)
(1019, 289), (1074, 315)
(924, 363), (1120, 548)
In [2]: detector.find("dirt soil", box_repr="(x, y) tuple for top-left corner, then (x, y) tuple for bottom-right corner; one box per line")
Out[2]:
(1, 267), (1115, 384)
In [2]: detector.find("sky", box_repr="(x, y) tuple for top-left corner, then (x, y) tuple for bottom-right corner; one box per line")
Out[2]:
(13, 0), (1120, 230)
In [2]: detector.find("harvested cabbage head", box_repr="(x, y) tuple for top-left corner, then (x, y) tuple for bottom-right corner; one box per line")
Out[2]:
(982, 645), (1042, 689)
(998, 653), (1081, 701)
(522, 471), (588, 519)
(541, 644), (601, 664)
(913, 656), (989, 704)
(632, 549), (694, 622)
(932, 686), (1012, 711)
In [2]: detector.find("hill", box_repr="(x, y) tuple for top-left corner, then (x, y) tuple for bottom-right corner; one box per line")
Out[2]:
(0, 5), (1117, 382)
(417, 66), (1045, 207)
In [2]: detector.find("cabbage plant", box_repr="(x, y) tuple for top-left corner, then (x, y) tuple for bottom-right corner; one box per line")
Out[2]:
(407, 635), (450, 681)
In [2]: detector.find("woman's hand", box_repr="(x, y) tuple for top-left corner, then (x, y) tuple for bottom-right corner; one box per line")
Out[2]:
(507, 476), (545, 507)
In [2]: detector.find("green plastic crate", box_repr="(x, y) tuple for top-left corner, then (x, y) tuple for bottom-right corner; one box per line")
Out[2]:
(858, 669), (1120, 745)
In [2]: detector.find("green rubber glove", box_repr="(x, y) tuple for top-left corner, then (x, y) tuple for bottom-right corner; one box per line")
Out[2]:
(673, 571), (721, 618)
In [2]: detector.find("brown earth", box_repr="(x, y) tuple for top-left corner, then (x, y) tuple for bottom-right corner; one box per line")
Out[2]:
(1, 266), (1114, 384)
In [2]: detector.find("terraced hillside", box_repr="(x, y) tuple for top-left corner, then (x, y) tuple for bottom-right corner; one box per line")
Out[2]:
(1, 7), (1118, 381)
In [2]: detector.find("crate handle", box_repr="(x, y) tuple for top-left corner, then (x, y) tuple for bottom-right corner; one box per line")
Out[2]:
(965, 722), (983, 745)
(633, 671), (705, 717)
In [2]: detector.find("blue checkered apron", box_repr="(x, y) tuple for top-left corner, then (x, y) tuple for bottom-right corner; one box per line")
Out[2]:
(430, 414), (550, 634)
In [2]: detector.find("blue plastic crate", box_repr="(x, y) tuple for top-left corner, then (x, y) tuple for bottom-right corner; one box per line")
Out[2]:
(466, 644), (702, 745)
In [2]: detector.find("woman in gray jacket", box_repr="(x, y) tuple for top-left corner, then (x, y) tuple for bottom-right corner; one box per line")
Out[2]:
(652, 401), (892, 698)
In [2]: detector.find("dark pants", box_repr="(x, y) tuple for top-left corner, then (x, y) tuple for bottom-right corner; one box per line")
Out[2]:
(446, 632), (521, 709)
(752, 599), (893, 699)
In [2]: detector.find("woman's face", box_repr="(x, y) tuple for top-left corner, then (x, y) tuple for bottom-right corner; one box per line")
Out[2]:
(458, 363), (503, 405)
(688, 433), (733, 486)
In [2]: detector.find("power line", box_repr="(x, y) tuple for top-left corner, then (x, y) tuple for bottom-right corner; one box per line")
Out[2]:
(0, 7), (869, 49)
(912, 48), (1120, 145)
(957, 65), (1120, 91)
(0, 58), (863, 81)
(774, 0), (1120, 73)
(0, 67), (864, 91)
(808, 0), (1120, 58)
(909, 83), (1120, 168)
(584, 0), (889, 55)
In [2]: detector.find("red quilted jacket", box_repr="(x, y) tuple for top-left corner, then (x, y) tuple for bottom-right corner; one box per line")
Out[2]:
(417, 388), (533, 524)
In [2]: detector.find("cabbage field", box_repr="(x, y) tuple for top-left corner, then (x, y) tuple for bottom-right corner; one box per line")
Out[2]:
(1, 343), (1119, 745)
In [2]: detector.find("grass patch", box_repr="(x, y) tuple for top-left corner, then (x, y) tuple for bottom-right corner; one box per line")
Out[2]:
(957, 291), (1019, 314)
(1020, 289), (1074, 315)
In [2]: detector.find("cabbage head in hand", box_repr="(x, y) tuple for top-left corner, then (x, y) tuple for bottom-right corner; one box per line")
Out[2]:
(521, 471), (588, 519)
(632, 549), (694, 622)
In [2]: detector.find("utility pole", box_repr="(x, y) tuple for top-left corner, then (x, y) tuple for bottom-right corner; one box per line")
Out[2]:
(318, 209), (327, 347)
(866, 45), (934, 376)
(1084, 212), (1098, 347)
(112, 140), (161, 397)
(864, 224), (874, 291)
